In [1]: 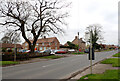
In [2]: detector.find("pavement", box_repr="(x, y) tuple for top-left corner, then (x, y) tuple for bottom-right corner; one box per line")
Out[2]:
(70, 56), (119, 80)
(2, 50), (118, 79)
(71, 62), (118, 80)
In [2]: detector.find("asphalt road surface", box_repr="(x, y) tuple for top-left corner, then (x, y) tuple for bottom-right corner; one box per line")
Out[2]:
(2, 50), (118, 79)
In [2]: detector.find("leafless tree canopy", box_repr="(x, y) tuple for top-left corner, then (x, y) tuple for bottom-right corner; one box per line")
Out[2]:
(0, 0), (70, 52)
(86, 24), (104, 45)
(1, 30), (21, 44)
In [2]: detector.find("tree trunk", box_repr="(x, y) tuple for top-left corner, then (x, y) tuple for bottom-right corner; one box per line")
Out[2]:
(29, 44), (35, 53)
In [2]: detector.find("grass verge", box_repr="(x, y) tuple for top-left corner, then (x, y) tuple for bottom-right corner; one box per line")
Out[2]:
(38, 55), (64, 59)
(113, 52), (120, 57)
(101, 58), (120, 67)
(72, 52), (85, 54)
(79, 69), (119, 80)
(0, 61), (20, 66)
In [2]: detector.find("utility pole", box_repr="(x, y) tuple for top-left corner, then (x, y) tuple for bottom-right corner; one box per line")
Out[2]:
(78, 32), (79, 53)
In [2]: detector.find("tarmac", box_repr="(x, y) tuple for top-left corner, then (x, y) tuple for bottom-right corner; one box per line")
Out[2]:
(69, 57), (119, 80)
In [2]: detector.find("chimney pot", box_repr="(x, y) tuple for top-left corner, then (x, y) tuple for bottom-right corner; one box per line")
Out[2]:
(44, 36), (46, 39)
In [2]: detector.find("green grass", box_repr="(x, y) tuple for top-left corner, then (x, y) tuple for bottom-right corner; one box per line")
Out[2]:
(79, 69), (119, 80)
(38, 55), (64, 59)
(72, 52), (85, 54)
(113, 52), (120, 57)
(102, 49), (114, 52)
(101, 58), (120, 67)
(0, 61), (20, 66)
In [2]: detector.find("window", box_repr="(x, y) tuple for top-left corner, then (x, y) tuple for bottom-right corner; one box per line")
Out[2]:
(40, 47), (42, 50)
(49, 47), (51, 49)
(48, 47), (51, 49)
(25, 43), (28, 46)
(55, 47), (57, 50)
(55, 42), (57, 46)
(25, 48), (27, 50)
(42, 43), (44, 46)
(44, 47), (46, 50)
(36, 43), (39, 46)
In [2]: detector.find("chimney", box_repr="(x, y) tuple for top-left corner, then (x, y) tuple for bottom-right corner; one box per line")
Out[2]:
(44, 36), (46, 39)
(75, 36), (78, 39)
(80, 38), (82, 40)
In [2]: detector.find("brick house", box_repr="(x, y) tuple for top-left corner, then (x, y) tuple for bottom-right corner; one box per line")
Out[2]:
(0, 43), (22, 51)
(100, 44), (117, 50)
(64, 36), (86, 50)
(22, 37), (60, 51)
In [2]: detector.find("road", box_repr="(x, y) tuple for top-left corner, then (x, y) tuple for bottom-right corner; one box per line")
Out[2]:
(2, 50), (118, 79)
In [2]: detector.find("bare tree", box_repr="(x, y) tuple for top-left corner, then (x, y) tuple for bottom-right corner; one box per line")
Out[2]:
(85, 24), (104, 49)
(0, 0), (70, 52)
(1, 30), (21, 44)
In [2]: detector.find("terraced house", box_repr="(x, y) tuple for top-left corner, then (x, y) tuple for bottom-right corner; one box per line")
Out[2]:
(22, 37), (60, 51)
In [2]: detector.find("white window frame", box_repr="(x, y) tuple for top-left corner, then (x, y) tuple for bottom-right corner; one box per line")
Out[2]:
(44, 47), (46, 50)
(36, 43), (39, 46)
(40, 47), (42, 50)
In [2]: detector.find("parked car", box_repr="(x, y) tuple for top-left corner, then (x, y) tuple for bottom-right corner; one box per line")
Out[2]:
(19, 49), (27, 52)
(43, 49), (51, 55)
(68, 49), (75, 52)
(55, 50), (67, 54)
(84, 49), (89, 53)
(25, 50), (31, 53)
(50, 49), (55, 55)
(35, 50), (40, 53)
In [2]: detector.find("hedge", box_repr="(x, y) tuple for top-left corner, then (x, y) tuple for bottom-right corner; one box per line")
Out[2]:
(2, 52), (50, 61)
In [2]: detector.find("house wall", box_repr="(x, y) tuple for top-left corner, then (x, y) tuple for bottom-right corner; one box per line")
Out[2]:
(22, 38), (60, 51)
(72, 36), (86, 50)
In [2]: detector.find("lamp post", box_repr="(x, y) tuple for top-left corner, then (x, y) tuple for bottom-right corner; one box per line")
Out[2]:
(90, 30), (93, 74)
(85, 31), (93, 74)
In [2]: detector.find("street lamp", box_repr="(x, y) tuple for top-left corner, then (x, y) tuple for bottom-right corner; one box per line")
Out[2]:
(85, 31), (93, 74)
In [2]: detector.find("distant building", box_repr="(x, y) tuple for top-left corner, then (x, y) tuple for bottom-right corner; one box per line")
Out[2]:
(100, 44), (118, 50)
(22, 37), (60, 51)
(64, 36), (86, 50)
(0, 43), (22, 51)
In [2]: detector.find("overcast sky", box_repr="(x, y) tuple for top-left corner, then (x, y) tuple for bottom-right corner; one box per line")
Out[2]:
(52, 0), (119, 45)
(0, 0), (119, 45)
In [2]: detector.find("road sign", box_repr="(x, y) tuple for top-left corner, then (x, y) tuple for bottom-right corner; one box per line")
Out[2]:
(88, 47), (95, 60)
